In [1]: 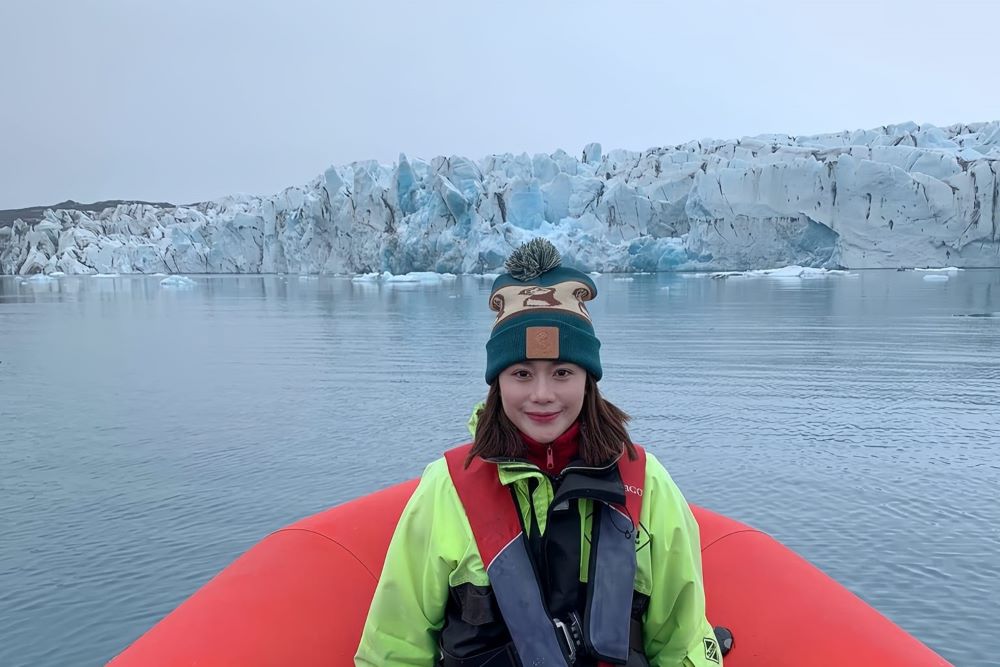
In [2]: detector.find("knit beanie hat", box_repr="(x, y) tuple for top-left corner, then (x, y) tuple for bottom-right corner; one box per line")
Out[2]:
(485, 239), (602, 384)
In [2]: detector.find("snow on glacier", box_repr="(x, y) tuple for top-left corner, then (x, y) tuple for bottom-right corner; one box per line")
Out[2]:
(2, 121), (999, 276)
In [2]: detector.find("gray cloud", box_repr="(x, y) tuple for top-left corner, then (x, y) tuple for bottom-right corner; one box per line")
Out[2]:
(2, 0), (997, 208)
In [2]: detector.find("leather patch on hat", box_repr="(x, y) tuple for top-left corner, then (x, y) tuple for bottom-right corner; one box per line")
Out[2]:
(525, 326), (559, 359)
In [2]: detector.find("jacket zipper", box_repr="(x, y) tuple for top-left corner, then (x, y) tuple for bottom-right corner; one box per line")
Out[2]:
(487, 446), (624, 480)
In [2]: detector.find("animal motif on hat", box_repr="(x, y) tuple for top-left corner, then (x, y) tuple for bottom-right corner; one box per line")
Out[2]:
(518, 286), (563, 308)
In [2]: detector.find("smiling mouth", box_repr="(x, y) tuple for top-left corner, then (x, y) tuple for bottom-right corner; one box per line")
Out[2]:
(526, 412), (560, 423)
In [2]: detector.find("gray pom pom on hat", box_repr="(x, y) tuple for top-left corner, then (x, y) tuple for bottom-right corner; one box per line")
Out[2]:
(504, 238), (562, 281)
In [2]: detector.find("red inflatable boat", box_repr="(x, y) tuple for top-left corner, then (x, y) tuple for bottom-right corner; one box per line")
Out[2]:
(108, 480), (950, 666)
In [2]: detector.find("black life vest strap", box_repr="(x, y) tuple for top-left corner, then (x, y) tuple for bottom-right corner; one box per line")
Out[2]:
(584, 503), (637, 663)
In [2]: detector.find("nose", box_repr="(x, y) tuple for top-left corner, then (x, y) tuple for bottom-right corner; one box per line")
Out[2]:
(529, 375), (556, 403)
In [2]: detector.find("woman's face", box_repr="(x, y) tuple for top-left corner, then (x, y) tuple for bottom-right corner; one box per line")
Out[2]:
(498, 360), (586, 444)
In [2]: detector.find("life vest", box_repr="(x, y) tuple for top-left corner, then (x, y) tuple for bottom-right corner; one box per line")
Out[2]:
(443, 444), (647, 666)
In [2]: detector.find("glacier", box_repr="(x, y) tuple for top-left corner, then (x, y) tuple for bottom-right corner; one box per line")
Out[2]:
(2, 120), (999, 276)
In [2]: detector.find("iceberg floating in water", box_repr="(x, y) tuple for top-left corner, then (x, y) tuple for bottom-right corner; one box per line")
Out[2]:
(922, 274), (950, 282)
(384, 272), (457, 284)
(350, 270), (459, 285)
(25, 274), (56, 283)
(3, 121), (1000, 276)
(160, 275), (197, 288)
(711, 265), (854, 279)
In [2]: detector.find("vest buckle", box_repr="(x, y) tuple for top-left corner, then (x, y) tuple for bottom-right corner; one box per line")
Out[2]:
(553, 612), (584, 664)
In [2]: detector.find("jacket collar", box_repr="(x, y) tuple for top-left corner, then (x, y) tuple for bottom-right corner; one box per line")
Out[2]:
(520, 421), (580, 473)
(486, 422), (623, 487)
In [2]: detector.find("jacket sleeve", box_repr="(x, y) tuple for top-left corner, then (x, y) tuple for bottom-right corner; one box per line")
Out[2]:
(355, 459), (461, 666)
(642, 453), (722, 667)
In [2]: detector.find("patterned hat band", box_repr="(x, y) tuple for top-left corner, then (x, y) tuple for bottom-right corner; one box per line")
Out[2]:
(490, 279), (595, 329)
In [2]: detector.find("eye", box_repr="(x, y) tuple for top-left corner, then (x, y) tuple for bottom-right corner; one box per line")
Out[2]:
(511, 369), (532, 379)
(553, 367), (574, 378)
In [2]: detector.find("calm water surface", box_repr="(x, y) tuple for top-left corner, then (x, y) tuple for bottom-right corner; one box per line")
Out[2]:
(1, 270), (998, 666)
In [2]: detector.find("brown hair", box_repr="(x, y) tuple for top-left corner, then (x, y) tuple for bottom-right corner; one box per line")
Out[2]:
(465, 374), (636, 467)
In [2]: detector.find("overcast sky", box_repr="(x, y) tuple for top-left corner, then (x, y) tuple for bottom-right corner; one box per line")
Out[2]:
(1, 0), (997, 208)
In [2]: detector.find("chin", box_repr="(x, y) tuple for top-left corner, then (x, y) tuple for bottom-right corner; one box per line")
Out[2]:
(521, 420), (568, 443)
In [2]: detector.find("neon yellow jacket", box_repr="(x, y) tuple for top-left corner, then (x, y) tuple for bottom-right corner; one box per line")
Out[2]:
(355, 446), (721, 667)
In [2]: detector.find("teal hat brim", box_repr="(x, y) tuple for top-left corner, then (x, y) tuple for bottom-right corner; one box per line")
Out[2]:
(485, 315), (602, 384)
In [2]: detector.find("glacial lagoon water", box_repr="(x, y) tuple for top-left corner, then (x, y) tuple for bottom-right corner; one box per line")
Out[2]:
(1, 270), (998, 666)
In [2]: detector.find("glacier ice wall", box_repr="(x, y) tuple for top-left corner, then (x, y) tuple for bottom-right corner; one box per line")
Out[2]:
(2, 121), (999, 275)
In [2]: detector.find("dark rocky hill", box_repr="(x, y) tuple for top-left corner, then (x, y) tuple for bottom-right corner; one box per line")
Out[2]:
(0, 199), (179, 227)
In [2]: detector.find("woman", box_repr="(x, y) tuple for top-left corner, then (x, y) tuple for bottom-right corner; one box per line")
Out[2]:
(356, 239), (721, 666)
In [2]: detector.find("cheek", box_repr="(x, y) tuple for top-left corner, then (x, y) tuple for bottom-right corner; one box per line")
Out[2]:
(497, 381), (521, 418)
(562, 380), (587, 415)
(499, 394), (515, 421)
